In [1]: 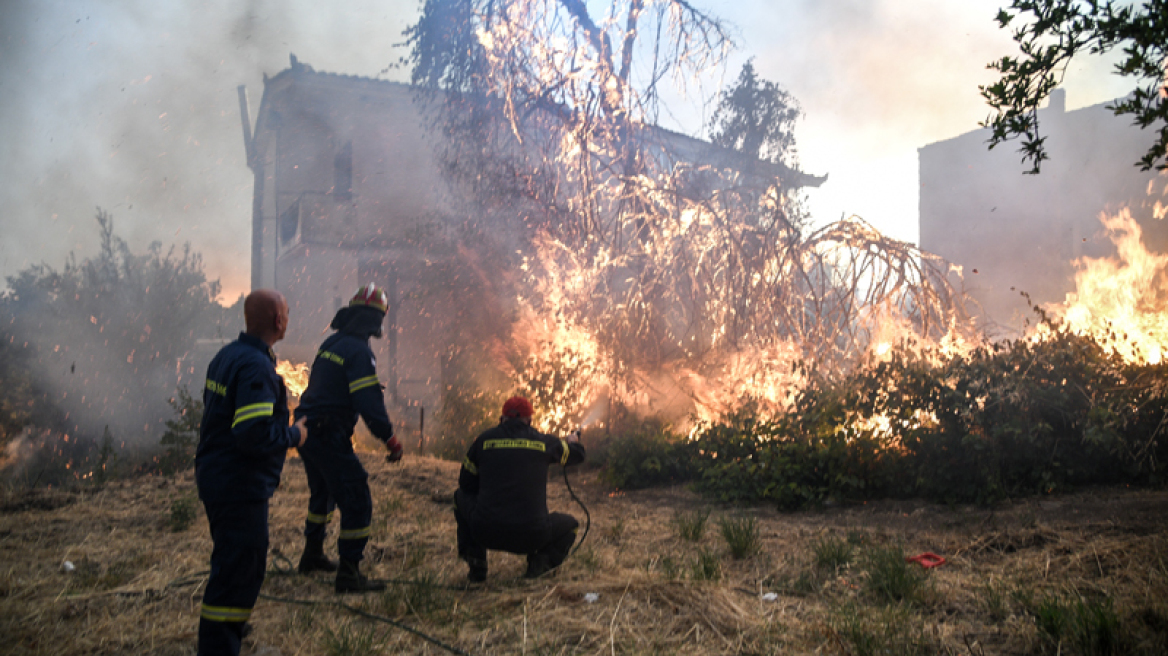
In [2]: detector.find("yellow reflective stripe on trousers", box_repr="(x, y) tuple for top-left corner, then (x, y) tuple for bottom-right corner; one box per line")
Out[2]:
(201, 603), (253, 622)
(307, 511), (333, 524)
(349, 375), (379, 393)
(339, 526), (371, 540)
(462, 457), (478, 475)
(483, 438), (545, 452)
(559, 439), (570, 465)
(232, 402), (274, 428)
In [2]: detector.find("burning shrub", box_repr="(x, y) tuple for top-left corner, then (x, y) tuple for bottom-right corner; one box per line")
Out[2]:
(603, 308), (1168, 507)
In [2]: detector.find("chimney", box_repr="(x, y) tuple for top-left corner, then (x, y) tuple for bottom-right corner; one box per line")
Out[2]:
(1047, 88), (1066, 113)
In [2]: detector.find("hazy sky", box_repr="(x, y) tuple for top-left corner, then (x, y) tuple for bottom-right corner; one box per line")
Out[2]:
(0, 0), (1130, 301)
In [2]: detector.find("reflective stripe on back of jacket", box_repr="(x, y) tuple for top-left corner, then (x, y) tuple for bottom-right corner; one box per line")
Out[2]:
(196, 332), (298, 503)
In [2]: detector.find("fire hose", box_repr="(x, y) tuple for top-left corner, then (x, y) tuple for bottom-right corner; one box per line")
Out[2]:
(562, 459), (591, 556)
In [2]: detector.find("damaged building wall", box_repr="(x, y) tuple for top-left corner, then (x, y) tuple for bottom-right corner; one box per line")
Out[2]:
(919, 89), (1166, 335)
(246, 58), (455, 418)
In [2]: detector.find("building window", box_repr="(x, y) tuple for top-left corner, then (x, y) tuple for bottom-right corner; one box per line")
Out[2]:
(334, 141), (353, 200)
(280, 198), (300, 244)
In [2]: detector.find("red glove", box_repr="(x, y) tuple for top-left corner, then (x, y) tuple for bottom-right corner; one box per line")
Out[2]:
(385, 436), (404, 463)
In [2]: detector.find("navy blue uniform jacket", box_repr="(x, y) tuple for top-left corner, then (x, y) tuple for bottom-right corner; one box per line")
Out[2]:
(458, 419), (585, 527)
(196, 332), (301, 504)
(293, 332), (395, 444)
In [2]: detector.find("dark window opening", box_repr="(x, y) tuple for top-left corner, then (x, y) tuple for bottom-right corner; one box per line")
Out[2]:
(334, 141), (353, 200)
(280, 198), (300, 244)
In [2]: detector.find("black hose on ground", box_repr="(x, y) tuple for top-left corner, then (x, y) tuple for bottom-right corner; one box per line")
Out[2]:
(562, 464), (590, 556)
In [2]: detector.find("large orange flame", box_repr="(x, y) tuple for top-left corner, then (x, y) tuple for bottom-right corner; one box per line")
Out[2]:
(1049, 209), (1168, 364)
(276, 359), (310, 398)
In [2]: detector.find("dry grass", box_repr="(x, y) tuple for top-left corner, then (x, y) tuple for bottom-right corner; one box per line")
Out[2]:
(2, 454), (1167, 655)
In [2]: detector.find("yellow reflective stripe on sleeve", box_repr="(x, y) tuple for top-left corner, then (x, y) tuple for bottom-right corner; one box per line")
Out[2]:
(559, 439), (570, 466)
(462, 457), (478, 475)
(205, 379), (227, 397)
(201, 603), (253, 622)
(483, 438), (546, 452)
(232, 402), (274, 428)
(338, 526), (371, 540)
(306, 511), (333, 524)
(317, 350), (345, 366)
(349, 375), (380, 393)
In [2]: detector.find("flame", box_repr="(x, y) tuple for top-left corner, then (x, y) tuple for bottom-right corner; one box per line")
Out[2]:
(1048, 209), (1168, 364)
(276, 359), (310, 398)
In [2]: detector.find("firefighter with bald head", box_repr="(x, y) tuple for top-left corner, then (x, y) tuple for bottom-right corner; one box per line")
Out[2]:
(196, 289), (308, 656)
(455, 396), (586, 582)
(293, 283), (404, 593)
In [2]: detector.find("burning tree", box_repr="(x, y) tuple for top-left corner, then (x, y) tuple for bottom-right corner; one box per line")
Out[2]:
(406, 0), (971, 431)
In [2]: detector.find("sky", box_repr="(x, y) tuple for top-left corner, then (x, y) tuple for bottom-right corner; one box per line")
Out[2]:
(0, 0), (1132, 303)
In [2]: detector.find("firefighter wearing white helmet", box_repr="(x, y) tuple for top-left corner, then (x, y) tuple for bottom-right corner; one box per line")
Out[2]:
(293, 283), (404, 593)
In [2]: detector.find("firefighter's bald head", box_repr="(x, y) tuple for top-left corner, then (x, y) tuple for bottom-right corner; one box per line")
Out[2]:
(244, 289), (289, 346)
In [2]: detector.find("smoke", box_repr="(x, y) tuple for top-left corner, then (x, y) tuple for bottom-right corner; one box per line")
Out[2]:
(0, 0), (418, 300)
(1, 0), (1135, 291)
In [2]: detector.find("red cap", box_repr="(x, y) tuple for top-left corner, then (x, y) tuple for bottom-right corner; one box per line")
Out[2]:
(501, 396), (534, 419)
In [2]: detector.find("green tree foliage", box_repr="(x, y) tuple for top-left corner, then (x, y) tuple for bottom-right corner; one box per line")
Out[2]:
(981, 0), (1168, 172)
(708, 59), (808, 230)
(709, 60), (802, 168)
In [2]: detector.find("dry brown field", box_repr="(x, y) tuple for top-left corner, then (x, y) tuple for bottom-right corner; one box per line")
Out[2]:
(2, 454), (1166, 655)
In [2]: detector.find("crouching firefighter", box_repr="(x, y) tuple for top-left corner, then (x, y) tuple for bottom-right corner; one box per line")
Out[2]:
(293, 283), (405, 593)
(454, 396), (586, 582)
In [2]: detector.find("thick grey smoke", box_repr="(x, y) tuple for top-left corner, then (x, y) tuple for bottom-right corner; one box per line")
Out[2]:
(0, 0), (418, 298)
(0, 0), (417, 458)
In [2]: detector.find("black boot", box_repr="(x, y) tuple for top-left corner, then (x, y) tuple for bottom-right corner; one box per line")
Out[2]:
(524, 554), (552, 579)
(335, 558), (386, 593)
(297, 537), (337, 573)
(465, 557), (488, 583)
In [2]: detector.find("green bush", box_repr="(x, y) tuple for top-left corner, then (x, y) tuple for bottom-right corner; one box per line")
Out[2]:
(168, 495), (198, 532)
(861, 544), (928, 605)
(812, 533), (854, 573)
(718, 515), (761, 559)
(599, 417), (696, 489)
(672, 508), (710, 542)
(690, 547), (721, 581)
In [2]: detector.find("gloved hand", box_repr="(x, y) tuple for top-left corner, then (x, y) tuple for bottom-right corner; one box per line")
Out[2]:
(568, 429), (582, 444)
(385, 435), (404, 463)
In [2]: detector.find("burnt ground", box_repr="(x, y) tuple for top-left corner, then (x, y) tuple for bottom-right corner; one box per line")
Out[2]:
(1, 454), (1166, 655)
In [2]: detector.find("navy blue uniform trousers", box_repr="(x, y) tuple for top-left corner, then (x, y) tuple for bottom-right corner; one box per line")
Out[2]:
(299, 422), (373, 562)
(454, 489), (578, 570)
(198, 500), (268, 656)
